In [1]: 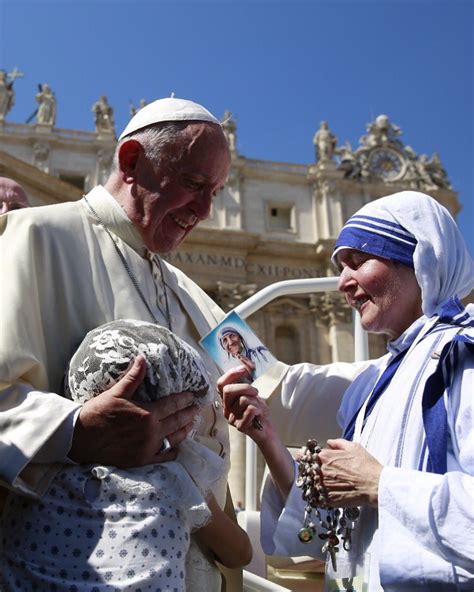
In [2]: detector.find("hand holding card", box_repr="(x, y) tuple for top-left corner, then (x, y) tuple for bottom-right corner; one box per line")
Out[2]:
(201, 311), (278, 430)
(216, 365), (267, 433)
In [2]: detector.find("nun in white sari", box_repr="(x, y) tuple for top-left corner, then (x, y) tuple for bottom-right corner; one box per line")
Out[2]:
(219, 191), (474, 591)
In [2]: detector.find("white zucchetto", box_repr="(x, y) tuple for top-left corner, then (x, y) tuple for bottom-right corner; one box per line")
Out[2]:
(118, 97), (221, 140)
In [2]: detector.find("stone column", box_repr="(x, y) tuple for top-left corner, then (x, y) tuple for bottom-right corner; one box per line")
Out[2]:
(223, 167), (243, 229)
(310, 292), (353, 362)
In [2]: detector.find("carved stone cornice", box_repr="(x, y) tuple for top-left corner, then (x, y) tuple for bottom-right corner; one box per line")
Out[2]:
(309, 292), (351, 325)
(242, 157), (309, 185)
(334, 177), (460, 218)
(265, 296), (312, 318)
(182, 227), (260, 251)
(0, 122), (115, 156)
(0, 149), (83, 204)
(212, 281), (257, 312)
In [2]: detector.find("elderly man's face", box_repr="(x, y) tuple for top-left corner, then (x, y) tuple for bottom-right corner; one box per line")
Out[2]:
(0, 178), (29, 214)
(222, 332), (243, 356)
(129, 123), (230, 253)
(336, 249), (422, 340)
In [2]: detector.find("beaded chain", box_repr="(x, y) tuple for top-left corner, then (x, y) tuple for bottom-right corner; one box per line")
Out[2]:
(296, 439), (360, 571)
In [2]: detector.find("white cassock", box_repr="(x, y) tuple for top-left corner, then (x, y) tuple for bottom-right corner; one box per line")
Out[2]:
(260, 314), (474, 591)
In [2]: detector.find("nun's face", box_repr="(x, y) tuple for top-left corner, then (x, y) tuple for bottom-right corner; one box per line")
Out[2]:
(221, 332), (243, 356)
(336, 249), (422, 340)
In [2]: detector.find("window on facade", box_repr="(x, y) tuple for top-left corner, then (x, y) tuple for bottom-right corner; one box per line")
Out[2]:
(59, 174), (86, 191)
(275, 326), (300, 365)
(267, 204), (294, 231)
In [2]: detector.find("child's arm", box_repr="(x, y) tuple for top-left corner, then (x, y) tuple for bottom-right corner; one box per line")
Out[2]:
(195, 493), (252, 569)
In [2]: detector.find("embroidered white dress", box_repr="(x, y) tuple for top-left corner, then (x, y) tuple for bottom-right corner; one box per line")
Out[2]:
(2, 453), (221, 591)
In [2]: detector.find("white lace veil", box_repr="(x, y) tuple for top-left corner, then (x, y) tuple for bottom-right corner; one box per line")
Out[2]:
(64, 319), (212, 405)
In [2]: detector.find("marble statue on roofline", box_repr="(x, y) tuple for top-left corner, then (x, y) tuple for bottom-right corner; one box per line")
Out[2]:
(222, 111), (237, 153)
(359, 114), (402, 148)
(313, 121), (337, 163)
(36, 83), (56, 126)
(130, 99), (147, 117)
(424, 152), (451, 190)
(92, 95), (115, 135)
(0, 68), (24, 122)
(335, 142), (361, 179)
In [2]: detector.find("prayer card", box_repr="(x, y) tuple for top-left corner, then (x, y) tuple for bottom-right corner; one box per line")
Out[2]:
(200, 310), (277, 381)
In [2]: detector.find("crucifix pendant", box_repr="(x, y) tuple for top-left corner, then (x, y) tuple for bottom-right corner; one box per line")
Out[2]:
(322, 540), (338, 572)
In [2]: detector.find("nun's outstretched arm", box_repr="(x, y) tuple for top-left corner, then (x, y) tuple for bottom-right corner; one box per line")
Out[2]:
(218, 366), (295, 501)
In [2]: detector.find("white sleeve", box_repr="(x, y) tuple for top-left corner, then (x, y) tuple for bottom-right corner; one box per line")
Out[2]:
(0, 213), (81, 495)
(262, 361), (369, 447)
(0, 384), (80, 494)
(33, 406), (81, 464)
(378, 351), (474, 589)
(260, 462), (326, 559)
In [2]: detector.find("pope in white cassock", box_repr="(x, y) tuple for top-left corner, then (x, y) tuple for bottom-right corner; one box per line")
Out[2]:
(219, 191), (474, 591)
(0, 95), (362, 590)
(0, 97), (259, 591)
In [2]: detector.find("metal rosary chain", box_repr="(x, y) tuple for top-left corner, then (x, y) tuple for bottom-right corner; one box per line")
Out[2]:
(296, 438), (360, 572)
(83, 196), (165, 328)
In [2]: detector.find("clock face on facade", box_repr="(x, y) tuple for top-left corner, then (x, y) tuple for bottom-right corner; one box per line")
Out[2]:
(367, 148), (405, 180)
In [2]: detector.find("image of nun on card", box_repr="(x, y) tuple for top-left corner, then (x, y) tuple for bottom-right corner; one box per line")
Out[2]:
(200, 311), (277, 381)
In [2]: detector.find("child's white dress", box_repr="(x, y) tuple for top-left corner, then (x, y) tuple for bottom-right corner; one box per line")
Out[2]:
(0, 320), (225, 591)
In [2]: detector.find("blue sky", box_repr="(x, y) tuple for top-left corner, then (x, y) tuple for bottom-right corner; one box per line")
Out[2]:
(1, 0), (472, 254)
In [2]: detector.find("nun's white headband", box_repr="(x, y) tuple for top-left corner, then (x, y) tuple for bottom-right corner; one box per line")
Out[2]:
(333, 191), (473, 317)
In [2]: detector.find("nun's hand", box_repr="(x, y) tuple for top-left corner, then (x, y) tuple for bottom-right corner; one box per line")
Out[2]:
(217, 366), (273, 446)
(317, 439), (383, 508)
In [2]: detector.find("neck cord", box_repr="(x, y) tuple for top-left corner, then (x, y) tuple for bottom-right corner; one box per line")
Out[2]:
(83, 195), (172, 331)
(148, 252), (173, 332)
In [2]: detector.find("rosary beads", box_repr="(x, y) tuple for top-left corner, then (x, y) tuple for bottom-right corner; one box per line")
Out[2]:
(296, 439), (360, 572)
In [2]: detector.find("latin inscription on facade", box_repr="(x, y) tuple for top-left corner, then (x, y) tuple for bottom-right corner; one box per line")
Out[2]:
(162, 251), (320, 279)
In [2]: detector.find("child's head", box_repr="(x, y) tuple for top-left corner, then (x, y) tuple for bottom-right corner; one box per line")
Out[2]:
(64, 319), (210, 405)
